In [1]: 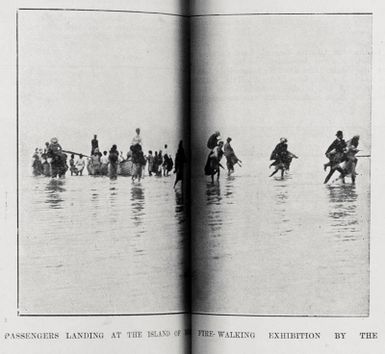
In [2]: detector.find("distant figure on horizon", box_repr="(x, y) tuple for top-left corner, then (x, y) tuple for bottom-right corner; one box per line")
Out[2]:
(224, 137), (242, 176)
(269, 138), (298, 178)
(91, 134), (99, 155)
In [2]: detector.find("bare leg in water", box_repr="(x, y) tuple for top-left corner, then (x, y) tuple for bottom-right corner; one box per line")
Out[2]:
(324, 166), (345, 184)
(269, 168), (278, 177)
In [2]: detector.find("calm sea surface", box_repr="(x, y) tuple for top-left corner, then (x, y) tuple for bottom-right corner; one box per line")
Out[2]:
(19, 153), (370, 316)
(19, 173), (187, 314)
(192, 155), (370, 316)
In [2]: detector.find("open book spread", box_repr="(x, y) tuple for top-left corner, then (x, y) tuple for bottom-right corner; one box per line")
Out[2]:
(1, 0), (384, 353)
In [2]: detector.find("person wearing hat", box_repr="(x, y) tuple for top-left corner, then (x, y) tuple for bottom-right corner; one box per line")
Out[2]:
(323, 130), (347, 183)
(47, 137), (62, 157)
(47, 137), (65, 177)
(323, 130), (347, 171)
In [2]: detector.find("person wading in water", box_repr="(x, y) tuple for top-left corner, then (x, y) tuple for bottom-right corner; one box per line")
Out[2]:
(323, 130), (347, 184)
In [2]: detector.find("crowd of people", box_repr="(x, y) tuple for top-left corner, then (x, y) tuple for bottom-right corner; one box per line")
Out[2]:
(31, 128), (186, 187)
(32, 128), (361, 186)
(203, 129), (361, 184)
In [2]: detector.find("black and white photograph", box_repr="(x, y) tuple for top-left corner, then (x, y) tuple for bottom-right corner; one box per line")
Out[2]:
(3, 0), (385, 352)
(17, 9), (189, 315)
(191, 14), (371, 316)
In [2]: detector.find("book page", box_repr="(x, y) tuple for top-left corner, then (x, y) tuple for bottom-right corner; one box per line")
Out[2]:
(0, 0), (190, 353)
(191, 0), (384, 353)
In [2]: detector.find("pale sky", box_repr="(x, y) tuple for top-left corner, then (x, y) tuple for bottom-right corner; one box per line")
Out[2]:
(19, 10), (186, 169)
(191, 15), (372, 164)
(19, 13), (372, 171)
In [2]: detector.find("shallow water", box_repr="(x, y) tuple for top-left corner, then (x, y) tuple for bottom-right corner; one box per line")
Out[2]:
(192, 156), (370, 316)
(19, 174), (187, 314)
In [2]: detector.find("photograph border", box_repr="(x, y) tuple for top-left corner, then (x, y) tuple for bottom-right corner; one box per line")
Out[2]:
(16, 8), (372, 318)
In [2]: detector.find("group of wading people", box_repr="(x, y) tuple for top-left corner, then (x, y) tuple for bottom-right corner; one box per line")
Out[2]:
(32, 128), (186, 188)
(204, 130), (361, 184)
(323, 130), (360, 184)
(204, 131), (243, 183)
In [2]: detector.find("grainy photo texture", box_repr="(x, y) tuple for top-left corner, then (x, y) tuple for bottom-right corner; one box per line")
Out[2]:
(191, 14), (371, 316)
(17, 9), (188, 315)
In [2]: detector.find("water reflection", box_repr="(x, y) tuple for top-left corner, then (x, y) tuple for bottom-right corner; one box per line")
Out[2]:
(174, 190), (184, 225)
(326, 184), (359, 241)
(224, 176), (235, 200)
(44, 179), (66, 209)
(206, 182), (221, 206)
(205, 183), (224, 245)
(109, 181), (119, 206)
(271, 181), (291, 236)
(131, 185), (145, 227)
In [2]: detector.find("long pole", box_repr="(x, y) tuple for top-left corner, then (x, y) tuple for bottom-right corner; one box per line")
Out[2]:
(62, 150), (91, 158)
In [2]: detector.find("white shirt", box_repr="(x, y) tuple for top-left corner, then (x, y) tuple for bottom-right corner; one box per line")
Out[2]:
(132, 135), (142, 146)
(100, 155), (109, 164)
(75, 158), (85, 168)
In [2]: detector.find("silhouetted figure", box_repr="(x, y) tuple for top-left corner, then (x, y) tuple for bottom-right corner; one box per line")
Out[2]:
(324, 130), (347, 184)
(174, 140), (186, 188)
(109, 145), (119, 179)
(91, 134), (99, 155)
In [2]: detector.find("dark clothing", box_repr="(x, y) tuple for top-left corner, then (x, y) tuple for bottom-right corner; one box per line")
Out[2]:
(47, 142), (63, 159)
(163, 154), (173, 172)
(325, 138), (347, 168)
(131, 144), (146, 165)
(47, 143), (66, 177)
(325, 138), (346, 155)
(204, 147), (223, 176)
(270, 142), (288, 162)
(108, 149), (119, 178)
(32, 155), (43, 176)
(51, 154), (67, 178)
(207, 134), (219, 149)
(174, 146), (186, 184)
(91, 138), (99, 155)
